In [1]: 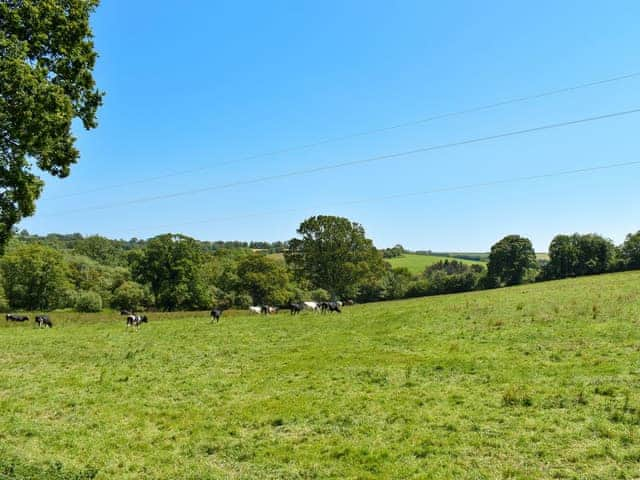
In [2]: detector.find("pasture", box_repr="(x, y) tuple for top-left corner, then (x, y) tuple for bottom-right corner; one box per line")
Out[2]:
(386, 253), (484, 274)
(1, 272), (640, 479)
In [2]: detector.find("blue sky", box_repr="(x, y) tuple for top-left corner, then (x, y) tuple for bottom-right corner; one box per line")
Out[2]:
(21, 1), (640, 251)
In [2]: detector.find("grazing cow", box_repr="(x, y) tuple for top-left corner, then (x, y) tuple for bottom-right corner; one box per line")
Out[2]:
(344, 299), (355, 306)
(303, 301), (319, 312)
(6, 314), (29, 322)
(211, 308), (222, 323)
(268, 306), (278, 314)
(120, 310), (133, 316)
(249, 306), (262, 314)
(320, 301), (341, 313)
(35, 315), (53, 328)
(290, 303), (303, 315)
(126, 314), (148, 328)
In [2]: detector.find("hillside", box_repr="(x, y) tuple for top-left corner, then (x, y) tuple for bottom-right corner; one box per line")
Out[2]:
(2, 271), (640, 479)
(386, 253), (484, 274)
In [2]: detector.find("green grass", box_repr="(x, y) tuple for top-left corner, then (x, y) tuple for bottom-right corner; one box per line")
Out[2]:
(2, 271), (640, 479)
(386, 253), (484, 274)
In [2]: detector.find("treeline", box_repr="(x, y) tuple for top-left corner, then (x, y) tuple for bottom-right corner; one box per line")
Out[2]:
(2, 222), (639, 313)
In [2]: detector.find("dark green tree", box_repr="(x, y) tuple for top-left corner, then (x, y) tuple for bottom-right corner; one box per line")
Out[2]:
(236, 254), (290, 305)
(547, 234), (579, 278)
(0, 1), (103, 251)
(573, 233), (615, 276)
(487, 235), (537, 286)
(621, 230), (640, 270)
(0, 243), (71, 310)
(131, 234), (209, 311)
(285, 215), (384, 299)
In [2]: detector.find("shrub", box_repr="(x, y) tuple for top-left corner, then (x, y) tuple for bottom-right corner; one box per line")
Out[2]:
(75, 291), (103, 312)
(111, 281), (147, 311)
(310, 288), (330, 302)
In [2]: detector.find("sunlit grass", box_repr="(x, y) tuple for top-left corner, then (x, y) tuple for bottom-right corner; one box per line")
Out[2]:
(1, 271), (639, 479)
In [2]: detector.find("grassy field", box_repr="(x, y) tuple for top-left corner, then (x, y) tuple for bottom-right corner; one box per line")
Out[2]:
(386, 253), (484, 274)
(2, 272), (640, 479)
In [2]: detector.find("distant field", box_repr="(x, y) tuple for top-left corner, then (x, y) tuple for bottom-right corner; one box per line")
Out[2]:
(387, 253), (484, 274)
(3, 271), (639, 478)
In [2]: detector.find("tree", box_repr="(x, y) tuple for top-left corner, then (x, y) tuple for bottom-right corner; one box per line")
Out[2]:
(487, 235), (537, 286)
(285, 215), (384, 298)
(0, 243), (70, 310)
(0, 1), (103, 251)
(131, 234), (209, 311)
(573, 233), (615, 276)
(236, 254), (290, 305)
(111, 281), (148, 312)
(621, 231), (640, 270)
(547, 234), (579, 279)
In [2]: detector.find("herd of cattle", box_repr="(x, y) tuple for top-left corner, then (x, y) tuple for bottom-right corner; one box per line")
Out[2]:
(5, 300), (354, 330)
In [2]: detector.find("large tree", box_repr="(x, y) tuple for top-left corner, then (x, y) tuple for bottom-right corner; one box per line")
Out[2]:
(621, 230), (640, 270)
(0, 242), (71, 310)
(0, 1), (103, 251)
(487, 235), (537, 286)
(131, 234), (209, 311)
(547, 234), (579, 279)
(285, 215), (384, 298)
(237, 254), (290, 305)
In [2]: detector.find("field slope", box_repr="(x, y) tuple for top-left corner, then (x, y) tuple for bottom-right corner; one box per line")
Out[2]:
(2, 272), (640, 479)
(386, 253), (484, 274)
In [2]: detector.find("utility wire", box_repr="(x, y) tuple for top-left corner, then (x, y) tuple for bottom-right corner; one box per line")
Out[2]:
(40, 106), (640, 217)
(48, 70), (640, 200)
(121, 160), (640, 234)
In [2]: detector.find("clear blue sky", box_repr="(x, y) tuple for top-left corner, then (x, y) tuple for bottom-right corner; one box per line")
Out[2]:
(21, 0), (640, 251)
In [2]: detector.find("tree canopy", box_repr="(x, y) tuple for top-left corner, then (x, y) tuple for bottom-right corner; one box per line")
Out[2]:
(0, 0), (103, 251)
(285, 215), (384, 298)
(131, 234), (210, 311)
(487, 235), (537, 286)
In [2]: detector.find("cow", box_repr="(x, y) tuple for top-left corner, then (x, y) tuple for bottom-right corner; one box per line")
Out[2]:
(211, 308), (222, 323)
(126, 314), (148, 329)
(303, 301), (319, 312)
(249, 306), (262, 314)
(320, 301), (341, 313)
(6, 314), (29, 322)
(35, 315), (53, 328)
(120, 310), (133, 316)
(290, 303), (303, 315)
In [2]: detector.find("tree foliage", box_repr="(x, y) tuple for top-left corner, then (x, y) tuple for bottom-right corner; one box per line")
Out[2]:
(0, 242), (70, 310)
(487, 235), (537, 286)
(0, 1), (103, 251)
(236, 254), (290, 305)
(285, 215), (384, 298)
(131, 234), (209, 311)
(547, 233), (615, 279)
(621, 231), (640, 270)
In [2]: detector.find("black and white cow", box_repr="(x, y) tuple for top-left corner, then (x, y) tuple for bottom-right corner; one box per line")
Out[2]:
(35, 315), (53, 328)
(126, 314), (148, 328)
(211, 308), (222, 323)
(6, 314), (29, 322)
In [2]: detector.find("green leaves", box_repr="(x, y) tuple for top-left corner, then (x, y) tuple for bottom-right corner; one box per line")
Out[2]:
(0, 1), (103, 251)
(285, 215), (384, 298)
(487, 235), (537, 286)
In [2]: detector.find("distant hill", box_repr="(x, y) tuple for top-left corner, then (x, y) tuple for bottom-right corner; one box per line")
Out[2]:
(386, 253), (484, 275)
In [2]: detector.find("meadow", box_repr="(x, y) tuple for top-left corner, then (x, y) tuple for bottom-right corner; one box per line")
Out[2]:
(1, 271), (640, 479)
(386, 253), (484, 274)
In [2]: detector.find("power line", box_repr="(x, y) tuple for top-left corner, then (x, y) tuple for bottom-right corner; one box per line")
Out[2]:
(40, 106), (640, 217)
(48, 70), (640, 200)
(121, 160), (640, 234)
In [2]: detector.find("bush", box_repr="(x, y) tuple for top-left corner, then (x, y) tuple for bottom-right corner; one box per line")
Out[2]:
(111, 281), (146, 311)
(233, 293), (253, 308)
(310, 288), (330, 302)
(75, 291), (103, 312)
